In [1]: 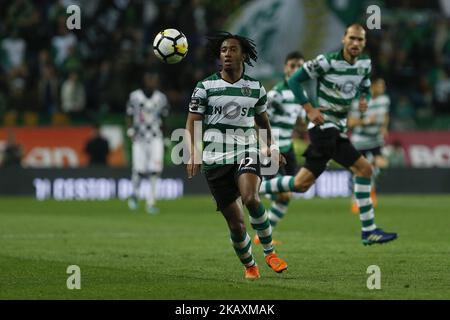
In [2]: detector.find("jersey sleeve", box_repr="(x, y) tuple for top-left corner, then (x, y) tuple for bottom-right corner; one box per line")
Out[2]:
(302, 54), (331, 79)
(288, 68), (311, 105)
(359, 62), (372, 95)
(189, 82), (207, 115)
(267, 89), (283, 111)
(255, 84), (268, 114)
(267, 89), (283, 105)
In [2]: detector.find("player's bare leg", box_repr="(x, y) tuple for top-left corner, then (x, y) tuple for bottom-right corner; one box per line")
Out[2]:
(238, 173), (287, 273)
(374, 155), (388, 169)
(293, 167), (316, 192)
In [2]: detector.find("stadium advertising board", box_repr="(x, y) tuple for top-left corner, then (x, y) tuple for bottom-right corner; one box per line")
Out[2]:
(34, 177), (183, 201)
(0, 167), (183, 200)
(0, 167), (355, 199)
(0, 126), (126, 168)
(387, 131), (450, 168)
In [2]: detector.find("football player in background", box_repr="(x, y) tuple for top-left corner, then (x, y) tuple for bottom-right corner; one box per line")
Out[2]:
(185, 32), (288, 279)
(126, 71), (169, 214)
(259, 24), (397, 245)
(255, 51), (307, 245)
(348, 77), (390, 213)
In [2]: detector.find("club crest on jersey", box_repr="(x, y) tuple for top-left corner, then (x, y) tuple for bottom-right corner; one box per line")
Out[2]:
(357, 67), (365, 75)
(241, 84), (252, 97)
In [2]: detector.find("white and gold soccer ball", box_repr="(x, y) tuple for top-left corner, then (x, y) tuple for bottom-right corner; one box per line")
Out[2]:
(153, 29), (188, 64)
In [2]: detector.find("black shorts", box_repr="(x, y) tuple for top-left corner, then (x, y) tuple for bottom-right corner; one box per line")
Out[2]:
(358, 146), (382, 158)
(204, 160), (261, 211)
(303, 126), (362, 178)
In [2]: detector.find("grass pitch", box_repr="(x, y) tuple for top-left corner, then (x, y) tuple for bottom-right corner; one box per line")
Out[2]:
(1, 195), (449, 299)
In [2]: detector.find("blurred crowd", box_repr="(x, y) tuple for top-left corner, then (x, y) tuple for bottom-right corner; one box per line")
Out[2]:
(367, 9), (450, 129)
(0, 0), (247, 125)
(0, 0), (449, 129)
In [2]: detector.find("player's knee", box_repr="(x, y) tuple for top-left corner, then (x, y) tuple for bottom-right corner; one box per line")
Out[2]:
(294, 177), (313, 193)
(241, 194), (260, 211)
(375, 157), (388, 169)
(229, 222), (246, 236)
(359, 164), (373, 177)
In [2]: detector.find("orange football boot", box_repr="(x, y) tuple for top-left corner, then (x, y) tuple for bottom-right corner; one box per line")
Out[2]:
(265, 252), (288, 273)
(244, 265), (260, 279)
(253, 234), (282, 245)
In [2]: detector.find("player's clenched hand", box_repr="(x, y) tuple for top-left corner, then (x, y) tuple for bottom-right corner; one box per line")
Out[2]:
(186, 163), (201, 179)
(307, 108), (325, 125)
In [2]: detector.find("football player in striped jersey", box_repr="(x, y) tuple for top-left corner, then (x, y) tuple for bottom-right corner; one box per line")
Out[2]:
(259, 24), (397, 246)
(185, 32), (288, 279)
(255, 51), (307, 244)
(348, 77), (390, 213)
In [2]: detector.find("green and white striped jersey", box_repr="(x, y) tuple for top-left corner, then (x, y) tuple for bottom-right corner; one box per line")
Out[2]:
(302, 50), (371, 133)
(189, 72), (267, 170)
(267, 80), (306, 153)
(349, 94), (390, 150)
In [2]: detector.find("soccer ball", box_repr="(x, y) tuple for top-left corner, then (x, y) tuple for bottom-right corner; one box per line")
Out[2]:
(153, 29), (188, 64)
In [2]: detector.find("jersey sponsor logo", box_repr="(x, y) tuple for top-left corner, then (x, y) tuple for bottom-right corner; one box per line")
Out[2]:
(342, 81), (357, 93)
(211, 102), (250, 118)
(329, 80), (357, 94)
(223, 102), (242, 119)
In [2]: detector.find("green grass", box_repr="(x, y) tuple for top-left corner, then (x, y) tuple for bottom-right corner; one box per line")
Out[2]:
(1, 195), (449, 299)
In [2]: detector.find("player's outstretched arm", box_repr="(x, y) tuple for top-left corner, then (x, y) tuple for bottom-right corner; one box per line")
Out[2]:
(287, 67), (310, 105)
(287, 67), (324, 125)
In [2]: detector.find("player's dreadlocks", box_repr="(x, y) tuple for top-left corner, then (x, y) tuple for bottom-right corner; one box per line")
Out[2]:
(206, 31), (258, 67)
